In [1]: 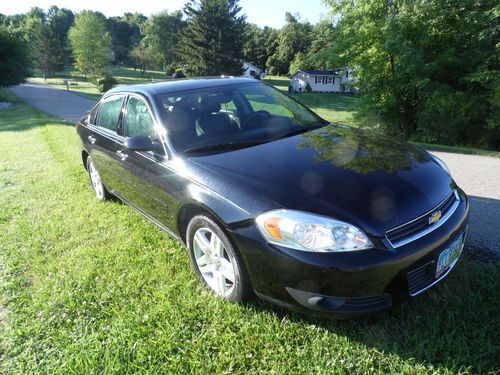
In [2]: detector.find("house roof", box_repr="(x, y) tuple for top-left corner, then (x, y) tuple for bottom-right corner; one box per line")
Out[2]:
(242, 60), (263, 72)
(294, 69), (340, 77)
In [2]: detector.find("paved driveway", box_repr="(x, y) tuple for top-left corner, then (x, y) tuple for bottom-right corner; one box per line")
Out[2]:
(431, 152), (499, 257)
(8, 84), (500, 255)
(9, 84), (96, 123)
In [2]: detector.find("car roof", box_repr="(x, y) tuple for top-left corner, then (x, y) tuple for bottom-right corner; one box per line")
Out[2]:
(104, 77), (259, 98)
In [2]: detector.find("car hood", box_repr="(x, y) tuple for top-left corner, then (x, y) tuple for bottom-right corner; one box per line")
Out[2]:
(189, 125), (453, 236)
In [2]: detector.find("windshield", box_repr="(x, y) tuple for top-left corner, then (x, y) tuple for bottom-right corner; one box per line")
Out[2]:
(155, 82), (327, 153)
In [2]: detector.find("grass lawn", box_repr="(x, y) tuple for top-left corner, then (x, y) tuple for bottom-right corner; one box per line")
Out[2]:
(0, 90), (499, 373)
(29, 66), (170, 101)
(263, 75), (358, 125)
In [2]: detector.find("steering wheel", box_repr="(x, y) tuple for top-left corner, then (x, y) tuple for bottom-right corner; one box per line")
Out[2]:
(241, 110), (271, 129)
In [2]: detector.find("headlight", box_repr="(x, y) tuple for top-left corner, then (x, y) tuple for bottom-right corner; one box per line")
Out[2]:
(255, 210), (374, 252)
(431, 155), (450, 175)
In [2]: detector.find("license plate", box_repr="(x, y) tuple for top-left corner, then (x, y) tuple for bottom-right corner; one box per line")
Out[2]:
(436, 235), (463, 277)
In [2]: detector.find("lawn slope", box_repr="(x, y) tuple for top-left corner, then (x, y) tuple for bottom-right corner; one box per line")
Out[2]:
(0, 98), (498, 373)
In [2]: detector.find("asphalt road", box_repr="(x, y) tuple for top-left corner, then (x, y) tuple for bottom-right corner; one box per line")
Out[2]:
(9, 83), (96, 123)
(8, 83), (500, 255)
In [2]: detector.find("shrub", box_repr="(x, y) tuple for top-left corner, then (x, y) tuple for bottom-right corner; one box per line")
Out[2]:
(96, 73), (117, 92)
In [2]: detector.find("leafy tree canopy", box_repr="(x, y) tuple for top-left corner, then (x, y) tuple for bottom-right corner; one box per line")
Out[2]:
(324, 0), (499, 148)
(68, 11), (112, 87)
(0, 28), (31, 86)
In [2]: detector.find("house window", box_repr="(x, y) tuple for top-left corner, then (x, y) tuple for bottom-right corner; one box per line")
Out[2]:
(322, 76), (327, 84)
(327, 77), (333, 84)
(250, 70), (256, 76)
(315, 76), (319, 84)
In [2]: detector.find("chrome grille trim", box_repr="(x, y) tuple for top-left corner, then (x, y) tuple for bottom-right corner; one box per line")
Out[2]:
(386, 190), (460, 248)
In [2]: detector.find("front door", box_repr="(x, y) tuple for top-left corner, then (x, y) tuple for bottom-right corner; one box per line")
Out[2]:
(113, 95), (179, 227)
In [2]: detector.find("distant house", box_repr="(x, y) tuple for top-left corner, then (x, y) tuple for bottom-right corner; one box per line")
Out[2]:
(290, 68), (355, 93)
(242, 61), (263, 78)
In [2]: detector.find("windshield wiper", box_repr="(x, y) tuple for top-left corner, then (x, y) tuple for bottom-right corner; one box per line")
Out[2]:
(184, 140), (268, 155)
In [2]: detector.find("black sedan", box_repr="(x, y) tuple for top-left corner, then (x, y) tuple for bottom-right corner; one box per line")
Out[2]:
(76, 78), (469, 317)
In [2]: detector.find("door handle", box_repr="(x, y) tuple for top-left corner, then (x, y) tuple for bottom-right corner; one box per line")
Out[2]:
(88, 135), (96, 144)
(116, 149), (128, 161)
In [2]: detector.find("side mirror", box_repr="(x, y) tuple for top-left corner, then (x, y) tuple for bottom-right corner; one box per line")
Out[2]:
(125, 135), (163, 152)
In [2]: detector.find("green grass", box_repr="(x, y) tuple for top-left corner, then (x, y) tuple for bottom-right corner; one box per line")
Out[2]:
(263, 75), (359, 125)
(29, 66), (170, 101)
(0, 90), (499, 373)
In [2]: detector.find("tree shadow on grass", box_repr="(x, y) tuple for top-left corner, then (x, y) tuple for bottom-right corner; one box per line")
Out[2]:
(242, 248), (499, 373)
(0, 104), (73, 133)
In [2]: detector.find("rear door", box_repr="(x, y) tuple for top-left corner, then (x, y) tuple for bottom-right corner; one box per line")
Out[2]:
(87, 94), (126, 193)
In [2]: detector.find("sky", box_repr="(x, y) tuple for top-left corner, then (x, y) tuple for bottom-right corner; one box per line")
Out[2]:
(0, 0), (331, 28)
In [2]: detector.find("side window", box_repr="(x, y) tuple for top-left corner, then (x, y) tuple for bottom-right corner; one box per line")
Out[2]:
(89, 103), (101, 124)
(97, 95), (125, 132)
(124, 97), (155, 139)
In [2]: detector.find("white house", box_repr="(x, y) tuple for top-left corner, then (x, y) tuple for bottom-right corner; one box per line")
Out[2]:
(242, 61), (263, 78)
(290, 68), (355, 93)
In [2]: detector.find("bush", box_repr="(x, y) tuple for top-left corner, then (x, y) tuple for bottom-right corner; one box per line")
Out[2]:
(304, 82), (312, 93)
(96, 73), (117, 92)
(0, 29), (31, 86)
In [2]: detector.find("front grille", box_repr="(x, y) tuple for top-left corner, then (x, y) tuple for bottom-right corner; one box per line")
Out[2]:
(386, 190), (459, 248)
(407, 262), (434, 296)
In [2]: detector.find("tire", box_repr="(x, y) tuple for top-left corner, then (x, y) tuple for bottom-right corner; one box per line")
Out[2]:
(86, 156), (111, 201)
(186, 215), (252, 302)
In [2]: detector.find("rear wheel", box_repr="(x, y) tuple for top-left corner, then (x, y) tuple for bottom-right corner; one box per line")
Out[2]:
(87, 156), (110, 201)
(186, 215), (252, 302)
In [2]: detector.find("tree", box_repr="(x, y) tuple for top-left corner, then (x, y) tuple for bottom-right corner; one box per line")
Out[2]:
(288, 52), (308, 75)
(242, 24), (277, 70)
(47, 6), (74, 65)
(0, 28), (31, 86)
(324, 0), (499, 148)
(178, 0), (246, 76)
(141, 11), (184, 72)
(68, 11), (112, 87)
(21, 7), (64, 76)
(129, 45), (160, 73)
(267, 13), (312, 75)
(306, 19), (336, 69)
(33, 23), (64, 76)
(107, 16), (141, 63)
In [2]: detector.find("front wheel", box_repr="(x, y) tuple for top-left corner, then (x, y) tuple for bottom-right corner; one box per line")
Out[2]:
(186, 215), (252, 302)
(86, 156), (111, 201)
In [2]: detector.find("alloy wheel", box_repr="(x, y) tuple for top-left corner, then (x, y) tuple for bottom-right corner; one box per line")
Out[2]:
(88, 160), (105, 200)
(192, 227), (236, 297)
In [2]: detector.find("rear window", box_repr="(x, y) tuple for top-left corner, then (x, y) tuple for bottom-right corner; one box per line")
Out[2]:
(97, 95), (125, 132)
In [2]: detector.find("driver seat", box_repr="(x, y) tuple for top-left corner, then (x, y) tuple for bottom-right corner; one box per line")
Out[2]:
(196, 96), (238, 138)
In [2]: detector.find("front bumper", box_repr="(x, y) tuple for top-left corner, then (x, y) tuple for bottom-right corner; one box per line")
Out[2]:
(229, 189), (469, 318)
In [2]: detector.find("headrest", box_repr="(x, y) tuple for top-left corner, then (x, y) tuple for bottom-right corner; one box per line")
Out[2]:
(165, 105), (191, 132)
(200, 95), (222, 114)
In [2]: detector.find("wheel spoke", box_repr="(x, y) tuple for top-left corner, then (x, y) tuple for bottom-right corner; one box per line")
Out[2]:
(198, 263), (214, 275)
(220, 259), (235, 282)
(196, 254), (209, 267)
(210, 234), (224, 257)
(215, 270), (226, 295)
(194, 231), (210, 255)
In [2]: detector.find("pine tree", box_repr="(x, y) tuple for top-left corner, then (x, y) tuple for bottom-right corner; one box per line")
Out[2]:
(178, 0), (245, 76)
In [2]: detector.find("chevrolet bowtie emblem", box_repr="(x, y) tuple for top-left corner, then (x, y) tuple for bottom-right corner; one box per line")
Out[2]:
(429, 210), (442, 225)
